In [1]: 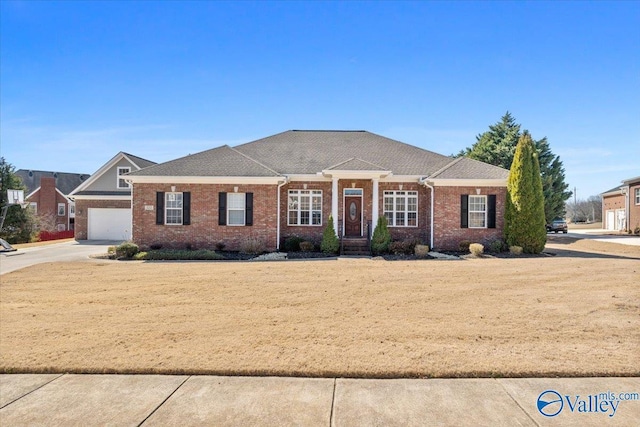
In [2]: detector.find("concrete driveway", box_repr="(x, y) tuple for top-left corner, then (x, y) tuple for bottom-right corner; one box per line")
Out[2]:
(558, 228), (640, 246)
(0, 240), (117, 275)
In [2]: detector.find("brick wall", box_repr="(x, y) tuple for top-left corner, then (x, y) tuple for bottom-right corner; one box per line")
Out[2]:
(602, 193), (624, 230)
(133, 183), (278, 251)
(279, 181), (332, 246)
(131, 181), (505, 252)
(74, 199), (131, 240)
(432, 186), (506, 251)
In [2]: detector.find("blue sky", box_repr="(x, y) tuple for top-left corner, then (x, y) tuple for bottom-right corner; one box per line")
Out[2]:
(1, 1), (638, 199)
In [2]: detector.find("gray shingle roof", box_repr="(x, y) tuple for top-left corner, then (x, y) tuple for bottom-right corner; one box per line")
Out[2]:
(123, 153), (156, 169)
(129, 145), (281, 177)
(429, 157), (509, 180)
(73, 190), (132, 196)
(128, 130), (509, 180)
(235, 130), (454, 175)
(16, 170), (91, 195)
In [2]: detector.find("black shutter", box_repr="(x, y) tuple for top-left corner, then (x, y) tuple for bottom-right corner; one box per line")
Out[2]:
(487, 195), (496, 229)
(218, 192), (227, 226)
(156, 192), (165, 225)
(183, 192), (191, 225)
(245, 192), (253, 226)
(460, 194), (468, 228)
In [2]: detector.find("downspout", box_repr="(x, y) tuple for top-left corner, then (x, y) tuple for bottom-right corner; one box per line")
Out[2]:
(419, 177), (435, 250)
(276, 176), (290, 250)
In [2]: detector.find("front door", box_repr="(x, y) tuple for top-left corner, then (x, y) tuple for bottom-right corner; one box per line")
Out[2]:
(344, 196), (362, 237)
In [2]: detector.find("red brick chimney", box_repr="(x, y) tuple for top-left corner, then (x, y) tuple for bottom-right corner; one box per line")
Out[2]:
(40, 177), (57, 218)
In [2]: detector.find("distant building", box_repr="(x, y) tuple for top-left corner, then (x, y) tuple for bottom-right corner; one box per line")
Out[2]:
(15, 170), (90, 232)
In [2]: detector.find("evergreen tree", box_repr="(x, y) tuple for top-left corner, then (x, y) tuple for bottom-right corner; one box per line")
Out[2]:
(370, 216), (391, 255)
(504, 133), (547, 254)
(0, 157), (37, 243)
(320, 215), (340, 254)
(458, 112), (571, 222)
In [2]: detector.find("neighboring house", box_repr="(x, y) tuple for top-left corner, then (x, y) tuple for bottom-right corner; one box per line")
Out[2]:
(15, 170), (89, 232)
(601, 176), (640, 232)
(126, 130), (509, 252)
(69, 152), (156, 240)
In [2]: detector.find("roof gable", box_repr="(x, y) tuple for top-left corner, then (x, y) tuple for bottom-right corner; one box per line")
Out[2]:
(429, 157), (509, 180)
(69, 151), (157, 196)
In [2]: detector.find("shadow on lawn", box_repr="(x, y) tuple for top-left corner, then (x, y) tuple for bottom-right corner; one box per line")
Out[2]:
(544, 246), (640, 261)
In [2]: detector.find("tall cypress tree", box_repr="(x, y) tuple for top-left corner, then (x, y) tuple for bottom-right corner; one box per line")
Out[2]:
(459, 112), (571, 222)
(504, 133), (547, 254)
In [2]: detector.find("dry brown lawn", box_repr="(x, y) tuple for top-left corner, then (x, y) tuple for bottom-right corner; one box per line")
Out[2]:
(1, 238), (638, 378)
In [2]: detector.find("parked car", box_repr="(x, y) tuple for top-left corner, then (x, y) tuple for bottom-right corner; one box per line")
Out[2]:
(546, 219), (568, 233)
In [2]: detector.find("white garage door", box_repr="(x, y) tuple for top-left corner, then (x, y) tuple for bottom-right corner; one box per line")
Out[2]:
(606, 211), (615, 230)
(88, 208), (132, 240)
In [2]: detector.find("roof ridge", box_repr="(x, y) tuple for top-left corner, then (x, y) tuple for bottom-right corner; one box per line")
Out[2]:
(428, 156), (465, 178)
(227, 146), (282, 176)
(121, 152), (157, 165)
(325, 158), (356, 170)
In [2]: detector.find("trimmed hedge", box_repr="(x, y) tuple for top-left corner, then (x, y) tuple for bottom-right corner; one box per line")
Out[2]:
(133, 249), (224, 260)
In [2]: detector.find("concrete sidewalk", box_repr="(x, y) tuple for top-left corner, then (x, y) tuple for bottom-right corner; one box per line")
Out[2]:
(1, 375), (638, 426)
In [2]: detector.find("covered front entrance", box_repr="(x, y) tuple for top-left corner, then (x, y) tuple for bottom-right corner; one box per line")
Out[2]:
(343, 188), (363, 237)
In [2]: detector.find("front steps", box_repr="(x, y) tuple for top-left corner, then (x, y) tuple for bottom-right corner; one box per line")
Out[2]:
(341, 237), (371, 256)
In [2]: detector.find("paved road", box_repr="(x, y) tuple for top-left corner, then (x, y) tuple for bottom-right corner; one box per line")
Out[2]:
(0, 240), (118, 275)
(1, 374), (638, 426)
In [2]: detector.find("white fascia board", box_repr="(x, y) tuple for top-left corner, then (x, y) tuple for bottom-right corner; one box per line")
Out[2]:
(380, 175), (423, 183)
(69, 195), (132, 201)
(601, 189), (624, 197)
(69, 152), (127, 195)
(321, 170), (392, 179)
(429, 179), (507, 187)
(55, 188), (73, 203)
(126, 176), (283, 185)
(622, 176), (640, 185)
(288, 174), (332, 182)
(26, 186), (41, 200)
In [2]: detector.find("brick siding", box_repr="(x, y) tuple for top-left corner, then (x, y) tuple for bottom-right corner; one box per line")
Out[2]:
(432, 186), (506, 251)
(133, 183), (278, 251)
(131, 181), (506, 252)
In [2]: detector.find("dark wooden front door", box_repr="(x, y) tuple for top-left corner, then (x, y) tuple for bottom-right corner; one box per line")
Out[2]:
(344, 197), (362, 237)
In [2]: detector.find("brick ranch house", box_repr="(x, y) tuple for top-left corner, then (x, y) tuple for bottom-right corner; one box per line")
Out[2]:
(125, 130), (509, 252)
(601, 175), (640, 232)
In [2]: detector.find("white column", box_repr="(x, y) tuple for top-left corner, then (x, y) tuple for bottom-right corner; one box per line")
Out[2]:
(332, 177), (339, 235)
(372, 178), (379, 229)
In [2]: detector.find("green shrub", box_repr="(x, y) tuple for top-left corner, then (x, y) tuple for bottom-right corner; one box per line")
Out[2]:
(150, 243), (163, 250)
(115, 242), (139, 258)
(458, 240), (471, 253)
(371, 216), (391, 255)
(509, 245), (523, 255)
(469, 243), (484, 256)
(215, 241), (226, 251)
(284, 235), (305, 252)
(321, 216), (340, 254)
(414, 244), (430, 258)
(299, 241), (315, 252)
(240, 237), (266, 255)
(488, 239), (505, 253)
(134, 249), (224, 260)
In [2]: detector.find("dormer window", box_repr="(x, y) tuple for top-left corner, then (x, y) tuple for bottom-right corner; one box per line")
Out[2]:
(117, 167), (131, 189)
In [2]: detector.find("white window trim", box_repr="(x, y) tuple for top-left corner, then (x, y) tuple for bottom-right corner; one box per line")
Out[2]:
(383, 190), (418, 227)
(288, 189), (323, 226)
(635, 188), (640, 205)
(165, 192), (183, 225)
(57, 203), (66, 216)
(468, 195), (487, 229)
(29, 202), (38, 214)
(117, 167), (132, 189)
(227, 192), (246, 226)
